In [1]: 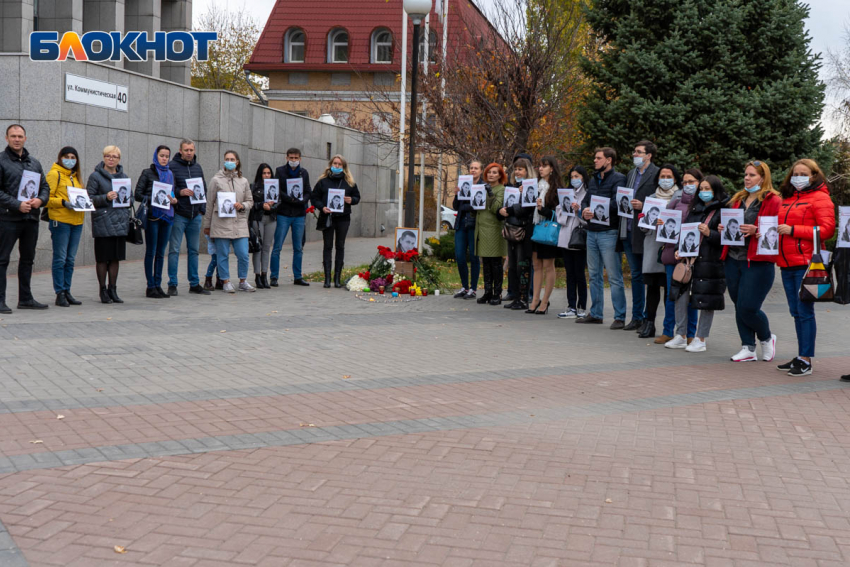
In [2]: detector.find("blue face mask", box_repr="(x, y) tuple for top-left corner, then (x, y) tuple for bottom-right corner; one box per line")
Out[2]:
(330, 166), (343, 175)
(224, 161), (236, 171)
(62, 158), (76, 169)
(699, 191), (713, 202)
(746, 184), (760, 193)
(659, 179), (675, 190)
(514, 176), (524, 182)
(570, 178), (583, 189)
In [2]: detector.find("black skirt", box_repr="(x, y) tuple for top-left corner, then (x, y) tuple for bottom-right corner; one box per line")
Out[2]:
(533, 241), (561, 260)
(94, 236), (126, 263)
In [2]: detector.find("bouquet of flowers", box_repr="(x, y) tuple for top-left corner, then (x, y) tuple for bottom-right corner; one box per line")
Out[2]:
(369, 275), (393, 292)
(346, 275), (369, 291)
(306, 205), (319, 220)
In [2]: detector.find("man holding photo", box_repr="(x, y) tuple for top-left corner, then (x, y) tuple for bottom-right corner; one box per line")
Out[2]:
(272, 148), (311, 287)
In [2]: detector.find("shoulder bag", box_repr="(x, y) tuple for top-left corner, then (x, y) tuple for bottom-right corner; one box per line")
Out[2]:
(799, 226), (834, 302)
(568, 223), (586, 250)
(501, 223), (526, 243)
(126, 200), (144, 245)
(672, 210), (716, 285)
(531, 212), (561, 247)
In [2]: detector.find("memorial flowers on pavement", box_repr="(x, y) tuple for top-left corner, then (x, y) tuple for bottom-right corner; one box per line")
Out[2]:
(346, 245), (442, 292)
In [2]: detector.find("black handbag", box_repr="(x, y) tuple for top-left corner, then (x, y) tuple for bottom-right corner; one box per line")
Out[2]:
(834, 247), (850, 305)
(248, 220), (262, 253)
(568, 224), (586, 250)
(126, 201), (144, 245)
(136, 197), (149, 230)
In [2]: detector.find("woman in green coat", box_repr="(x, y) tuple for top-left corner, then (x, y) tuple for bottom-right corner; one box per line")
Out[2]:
(475, 163), (508, 305)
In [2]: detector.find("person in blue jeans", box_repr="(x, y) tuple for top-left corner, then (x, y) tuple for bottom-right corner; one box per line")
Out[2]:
(203, 234), (220, 290)
(167, 139), (210, 296)
(135, 145), (177, 298)
(45, 146), (85, 307)
(452, 160), (482, 299)
(271, 148), (311, 287)
(577, 148), (628, 326)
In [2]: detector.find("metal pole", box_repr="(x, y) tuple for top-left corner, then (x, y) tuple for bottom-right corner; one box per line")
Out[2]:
(404, 20), (422, 228)
(397, 10), (408, 229)
(435, 0), (449, 236)
(418, 14), (429, 234)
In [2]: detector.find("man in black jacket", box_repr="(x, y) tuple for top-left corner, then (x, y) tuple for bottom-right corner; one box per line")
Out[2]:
(578, 147), (628, 327)
(167, 139), (210, 296)
(0, 124), (51, 313)
(271, 148), (311, 287)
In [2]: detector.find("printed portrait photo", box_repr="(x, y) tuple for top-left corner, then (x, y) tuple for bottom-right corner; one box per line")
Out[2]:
(720, 209), (745, 246)
(151, 181), (172, 210)
(187, 177), (206, 204)
(328, 188), (346, 213)
(471, 185), (487, 210)
(66, 187), (94, 212)
(217, 191), (237, 217)
(503, 187), (520, 209)
(656, 209), (682, 244)
(589, 195), (610, 226)
(112, 179), (131, 208)
(458, 175), (473, 201)
(395, 227), (420, 253)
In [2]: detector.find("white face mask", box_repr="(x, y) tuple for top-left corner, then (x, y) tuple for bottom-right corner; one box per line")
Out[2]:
(633, 156), (644, 167)
(658, 179), (675, 190)
(288, 160), (300, 169)
(682, 183), (697, 195)
(570, 178), (583, 189)
(790, 176), (809, 190)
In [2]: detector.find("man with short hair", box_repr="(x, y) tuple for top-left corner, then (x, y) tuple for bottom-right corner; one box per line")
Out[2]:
(577, 147), (628, 327)
(397, 230), (417, 253)
(167, 139), (210, 296)
(272, 148), (311, 287)
(620, 140), (659, 332)
(0, 124), (51, 313)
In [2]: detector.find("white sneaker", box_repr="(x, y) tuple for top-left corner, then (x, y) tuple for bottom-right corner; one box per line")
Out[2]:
(238, 281), (256, 292)
(558, 308), (577, 319)
(664, 335), (688, 349)
(223, 282), (236, 294)
(576, 309), (587, 318)
(685, 338), (706, 353)
(731, 346), (757, 362)
(760, 334), (777, 362)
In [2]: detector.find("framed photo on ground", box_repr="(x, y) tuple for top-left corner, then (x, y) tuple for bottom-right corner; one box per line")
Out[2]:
(395, 227), (419, 252)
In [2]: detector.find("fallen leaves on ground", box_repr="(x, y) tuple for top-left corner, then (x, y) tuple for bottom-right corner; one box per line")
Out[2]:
(342, 375), (351, 379)
(29, 440), (43, 444)
(299, 423), (316, 427)
(56, 415), (65, 420)
(113, 546), (127, 554)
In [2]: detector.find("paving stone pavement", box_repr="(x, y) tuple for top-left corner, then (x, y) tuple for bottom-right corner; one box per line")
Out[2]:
(1, 237), (849, 566)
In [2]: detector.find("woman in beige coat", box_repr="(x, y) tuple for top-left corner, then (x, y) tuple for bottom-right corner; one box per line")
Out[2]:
(203, 150), (254, 293)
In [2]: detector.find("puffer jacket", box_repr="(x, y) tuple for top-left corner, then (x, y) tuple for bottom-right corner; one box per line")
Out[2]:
(169, 154), (207, 218)
(721, 192), (781, 263)
(777, 183), (835, 269)
(203, 169), (253, 239)
(0, 146), (51, 222)
(87, 162), (131, 238)
(581, 168), (627, 233)
(311, 172), (361, 229)
(274, 164), (311, 217)
(686, 198), (725, 311)
(46, 162), (85, 225)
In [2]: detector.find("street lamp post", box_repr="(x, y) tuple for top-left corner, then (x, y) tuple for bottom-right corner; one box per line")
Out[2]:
(402, 0), (432, 229)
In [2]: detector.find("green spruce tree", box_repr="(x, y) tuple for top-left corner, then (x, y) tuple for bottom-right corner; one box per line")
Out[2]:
(580, 0), (831, 182)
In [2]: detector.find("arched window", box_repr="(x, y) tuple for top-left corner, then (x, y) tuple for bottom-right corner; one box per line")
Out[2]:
(418, 30), (438, 65)
(285, 28), (305, 63)
(371, 28), (393, 64)
(328, 28), (349, 63)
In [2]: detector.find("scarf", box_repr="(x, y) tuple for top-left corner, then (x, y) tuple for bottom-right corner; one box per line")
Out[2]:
(151, 148), (174, 223)
(534, 179), (550, 225)
(655, 183), (677, 201)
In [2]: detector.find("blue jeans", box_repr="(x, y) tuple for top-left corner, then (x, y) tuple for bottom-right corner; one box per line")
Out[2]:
(206, 256), (218, 278)
(49, 221), (82, 293)
(454, 227), (479, 290)
(167, 213), (201, 287)
(781, 267), (816, 357)
(144, 219), (172, 289)
(622, 234), (645, 320)
(215, 237), (250, 281)
(725, 259), (774, 347)
(664, 264), (697, 338)
(270, 215), (305, 279)
(586, 230), (626, 321)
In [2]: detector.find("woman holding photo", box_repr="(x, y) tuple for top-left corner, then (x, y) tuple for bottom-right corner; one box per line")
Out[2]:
(311, 155), (361, 288)
(528, 156), (563, 315)
(136, 146), (178, 299)
(203, 150), (254, 293)
(250, 163), (276, 289)
(500, 158), (535, 310)
(87, 145), (132, 304)
(475, 163), (508, 304)
(720, 160), (781, 362)
(452, 160), (483, 300)
(46, 146), (85, 307)
(774, 159), (835, 376)
(556, 165), (588, 319)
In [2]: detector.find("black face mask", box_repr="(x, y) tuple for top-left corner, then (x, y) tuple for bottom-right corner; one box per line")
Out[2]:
(596, 161), (609, 173)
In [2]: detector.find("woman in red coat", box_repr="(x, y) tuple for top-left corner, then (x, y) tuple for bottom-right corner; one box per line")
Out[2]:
(720, 160), (781, 363)
(774, 159), (835, 376)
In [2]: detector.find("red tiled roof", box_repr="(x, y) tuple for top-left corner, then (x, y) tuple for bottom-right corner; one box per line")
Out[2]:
(245, 0), (496, 73)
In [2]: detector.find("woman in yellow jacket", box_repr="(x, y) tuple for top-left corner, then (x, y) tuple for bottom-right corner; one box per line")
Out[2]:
(46, 146), (85, 307)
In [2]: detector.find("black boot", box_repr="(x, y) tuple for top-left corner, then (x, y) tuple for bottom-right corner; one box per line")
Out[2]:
(108, 286), (123, 304)
(146, 287), (163, 299)
(100, 287), (113, 304)
(261, 273), (270, 289)
(215, 277), (224, 290)
(477, 273), (492, 304)
(64, 291), (81, 305)
(0, 299), (10, 314)
(323, 261), (332, 288)
(204, 276), (214, 291)
(55, 292), (70, 307)
(255, 274), (262, 289)
(638, 320), (657, 338)
(333, 263), (344, 288)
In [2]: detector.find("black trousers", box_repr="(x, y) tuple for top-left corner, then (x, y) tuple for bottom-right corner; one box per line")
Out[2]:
(644, 272), (667, 322)
(563, 248), (587, 311)
(481, 256), (504, 295)
(0, 220), (39, 303)
(507, 237), (532, 300)
(322, 219), (350, 268)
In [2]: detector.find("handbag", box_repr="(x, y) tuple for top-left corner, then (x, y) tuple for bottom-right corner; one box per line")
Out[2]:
(126, 201), (144, 245)
(248, 220), (262, 253)
(671, 210), (715, 286)
(799, 226), (834, 302)
(833, 248), (850, 305)
(531, 212), (561, 247)
(501, 223), (526, 243)
(568, 223), (586, 250)
(136, 196), (149, 230)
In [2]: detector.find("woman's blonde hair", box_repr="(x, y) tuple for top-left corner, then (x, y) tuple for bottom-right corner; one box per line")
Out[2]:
(319, 154), (355, 186)
(103, 145), (121, 158)
(729, 160), (779, 205)
(511, 158), (535, 186)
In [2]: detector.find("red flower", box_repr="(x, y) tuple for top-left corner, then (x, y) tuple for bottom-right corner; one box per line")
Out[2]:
(392, 280), (412, 294)
(306, 206), (316, 214)
(358, 270), (371, 280)
(377, 245), (394, 259)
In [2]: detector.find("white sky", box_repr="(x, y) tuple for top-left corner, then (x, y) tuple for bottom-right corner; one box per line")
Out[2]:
(194, 0), (849, 135)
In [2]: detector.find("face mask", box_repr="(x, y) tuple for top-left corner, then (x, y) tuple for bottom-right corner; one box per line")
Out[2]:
(62, 158), (76, 169)
(570, 178), (583, 189)
(633, 156), (644, 167)
(288, 160), (300, 169)
(746, 184), (760, 193)
(514, 176), (524, 182)
(682, 183), (697, 195)
(224, 161), (236, 171)
(330, 166), (343, 175)
(699, 191), (713, 202)
(790, 176), (809, 190)
(659, 179), (675, 190)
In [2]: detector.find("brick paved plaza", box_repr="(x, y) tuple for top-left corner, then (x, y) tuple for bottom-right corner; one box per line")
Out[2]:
(1, 237), (849, 566)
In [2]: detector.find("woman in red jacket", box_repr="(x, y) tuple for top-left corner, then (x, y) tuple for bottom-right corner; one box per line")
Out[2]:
(774, 159), (835, 376)
(720, 160), (781, 363)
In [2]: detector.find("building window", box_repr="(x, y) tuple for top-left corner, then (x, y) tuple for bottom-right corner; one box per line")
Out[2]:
(418, 30), (438, 65)
(285, 28), (305, 63)
(328, 28), (349, 63)
(371, 28), (393, 64)
(288, 72), (309, 85)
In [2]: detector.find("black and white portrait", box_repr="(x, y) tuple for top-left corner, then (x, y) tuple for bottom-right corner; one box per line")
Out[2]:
(503, 187), (520, 209)
(67, 187), (94, 212)
(395, 228), (419, 253)
(218, 191), (237, 218)
(757, 216), (779, 255)
(17, 171), (40, 201)
(589, 195), (610, 226)
(616, 186), (634, 217)
(264, 179), (280, 203)
(286, 178), (303, 200)
(720, 209), (745, 246)
(471, 185), (487, 210)
(521, 179), (538, 207)
(457, 175), (473, 201)
(328, 188), (345, 213)
(151, 181), (172, 210)
(838, 208), (850, 248)
(656, 209), (682, 244)
(678, 222), (701, 257)
(557, 188), (576, 217)
(112, 179), (131, 208)
(638, 197), (667, 230)
(187, 177), (206, 204)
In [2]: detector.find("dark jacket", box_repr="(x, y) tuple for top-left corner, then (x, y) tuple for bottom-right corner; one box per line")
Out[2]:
(134, 166), (169, 220)
(501, 182), (534, 230)
(581, 168), (628, 232)
(274, 164), (311, 217)
(250, 180), (275, 220)
(311, 172), (361, 229)
(624, 162), (660, 253)
(0, 146), (51, 222)
(685, 198), (725, 311)
(453, 175), (480, 230)
(169, 155), (207, 218)
(87, 162), (131, 238)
